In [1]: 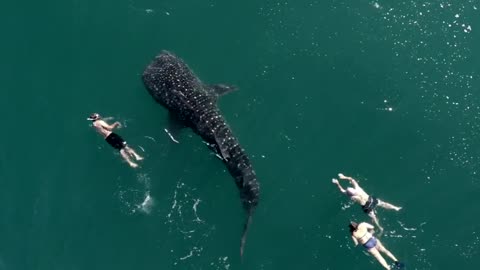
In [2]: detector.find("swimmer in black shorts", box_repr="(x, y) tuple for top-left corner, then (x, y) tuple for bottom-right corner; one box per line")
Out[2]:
(332, 173), (401, 231)
(87, 113), (143, 168)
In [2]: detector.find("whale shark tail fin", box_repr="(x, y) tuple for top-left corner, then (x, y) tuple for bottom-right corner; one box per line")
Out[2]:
(240, 209), (254, 260)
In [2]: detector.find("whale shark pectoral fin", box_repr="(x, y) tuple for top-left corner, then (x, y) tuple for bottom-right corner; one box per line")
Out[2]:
(205, 143), (225, 161)
(219, 148), (230, 161)
(209, 84), (237, 97)
(214, 137), (231, 161)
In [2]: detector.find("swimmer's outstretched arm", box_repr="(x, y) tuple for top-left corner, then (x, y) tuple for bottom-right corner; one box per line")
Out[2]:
(351, 236), (358, 246)
(111, 121), (122, 129)
(99, 120), (122, 131)
(332, 179), (346, 194)
(338, 173), (359, 188)
(364, 223), (375, 230)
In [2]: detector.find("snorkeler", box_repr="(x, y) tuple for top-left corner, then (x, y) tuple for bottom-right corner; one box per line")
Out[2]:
(332, 173), (401, 231)
(349, 221), (404, 270)
(87, 113), (143, 168)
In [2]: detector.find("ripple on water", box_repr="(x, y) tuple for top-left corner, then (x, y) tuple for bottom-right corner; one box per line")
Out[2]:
(166, 180), (219, 267)
(362, 1), (480, 182)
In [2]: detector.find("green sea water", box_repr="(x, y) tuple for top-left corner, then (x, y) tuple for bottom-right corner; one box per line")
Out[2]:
(0, 0), (479, 269)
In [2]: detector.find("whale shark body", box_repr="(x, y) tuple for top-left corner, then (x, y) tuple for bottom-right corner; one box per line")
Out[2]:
(142, 51), (260, 257)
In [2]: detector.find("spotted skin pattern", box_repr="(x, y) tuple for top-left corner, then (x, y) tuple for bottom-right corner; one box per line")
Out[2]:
(142, 51), (259, 257)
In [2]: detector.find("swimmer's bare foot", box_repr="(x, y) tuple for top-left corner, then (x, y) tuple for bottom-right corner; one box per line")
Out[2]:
(394, 207), (402, 211)
(129, 162), (139, 168)
(332, 178), (339, 184)
(126, 147), (143, 161)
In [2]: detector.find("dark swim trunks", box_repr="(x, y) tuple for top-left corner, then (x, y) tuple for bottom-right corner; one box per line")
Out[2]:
(363, 237), (377, 250)
(105, 133), (127, 150)
(362, 196), (379, 214)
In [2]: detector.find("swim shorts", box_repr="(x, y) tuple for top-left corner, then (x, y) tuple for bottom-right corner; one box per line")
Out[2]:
(105, 133), (127, 150)
(361, 196), (379, 214)
(363, 237), (377, 250)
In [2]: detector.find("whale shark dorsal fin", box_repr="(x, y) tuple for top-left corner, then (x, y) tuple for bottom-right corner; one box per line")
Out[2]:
(209, 84), (237, 97)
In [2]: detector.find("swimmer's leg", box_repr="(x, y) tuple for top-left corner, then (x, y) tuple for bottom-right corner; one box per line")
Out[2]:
(120, 149), (138, 168)
(125, 146), (144, 161)
(378, 200), (402, 211)
(369, 211), (384, 232)
(376, 240), (399, 263)
(368, 248), (391, 270)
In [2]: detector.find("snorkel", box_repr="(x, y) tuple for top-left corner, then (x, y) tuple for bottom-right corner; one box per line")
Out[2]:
(87, 113), (101, 121)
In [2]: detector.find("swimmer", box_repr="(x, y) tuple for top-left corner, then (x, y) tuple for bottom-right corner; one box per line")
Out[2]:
(332, 173), (401, 231)
(349, 221), (404, 270)
(87, 113), (143, 168)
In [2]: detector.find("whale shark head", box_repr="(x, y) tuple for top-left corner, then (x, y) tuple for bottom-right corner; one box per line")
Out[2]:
(142, 50), (203, 104)
(154, 50), (181, 66)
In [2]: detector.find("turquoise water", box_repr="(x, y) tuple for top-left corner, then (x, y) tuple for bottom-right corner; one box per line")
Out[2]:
(0, 0), (479, 269)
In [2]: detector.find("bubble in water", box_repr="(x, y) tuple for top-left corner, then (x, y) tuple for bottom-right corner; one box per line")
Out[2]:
(137, 193), (154, 214)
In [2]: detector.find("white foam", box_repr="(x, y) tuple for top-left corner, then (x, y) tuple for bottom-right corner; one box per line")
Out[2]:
(144, 135), (157, 142)
(164, 128), (180, 143)
(210, 256), (230, 270)
(165, 181), (216, 265)
(397, 220), (418, 231)
(137, 193), (154, 214)
(179, 250), (193, 260)
(193, 199), (203, 222)
(166, 188), (178, 221)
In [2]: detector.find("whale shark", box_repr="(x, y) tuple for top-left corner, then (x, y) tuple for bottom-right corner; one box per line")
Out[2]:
(142, 50), (260, 257)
